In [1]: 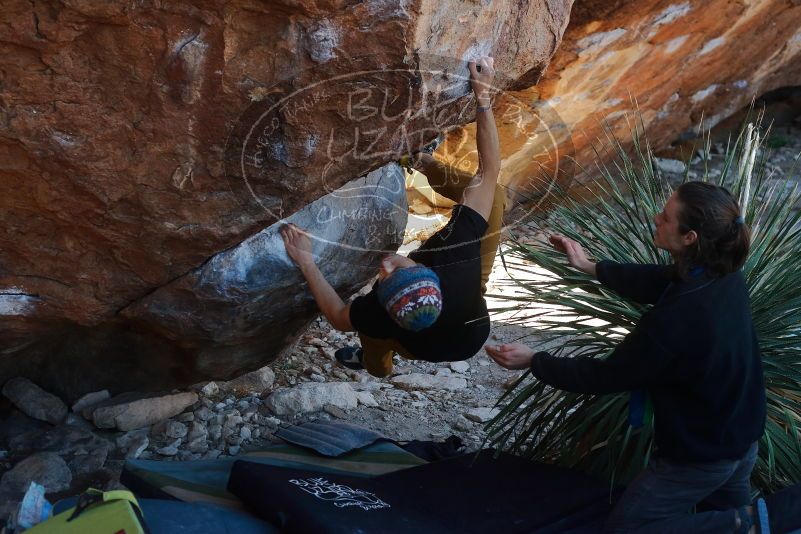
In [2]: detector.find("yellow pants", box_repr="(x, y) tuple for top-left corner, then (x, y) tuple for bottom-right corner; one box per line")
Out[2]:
(360, 159), (506, 378)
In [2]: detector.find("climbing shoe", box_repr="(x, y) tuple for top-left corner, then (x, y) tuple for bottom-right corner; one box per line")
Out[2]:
(335, 346), (364, 370)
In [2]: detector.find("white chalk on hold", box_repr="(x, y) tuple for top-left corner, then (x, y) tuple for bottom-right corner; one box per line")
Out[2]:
(0, 288), (37, 316)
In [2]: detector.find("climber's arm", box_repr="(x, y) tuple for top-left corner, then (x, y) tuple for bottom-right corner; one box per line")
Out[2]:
(461, 56), (500, 222)
(280, 224), (354, 332)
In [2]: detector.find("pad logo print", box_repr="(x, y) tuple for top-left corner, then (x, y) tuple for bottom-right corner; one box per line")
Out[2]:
(289, 477), (390, 511)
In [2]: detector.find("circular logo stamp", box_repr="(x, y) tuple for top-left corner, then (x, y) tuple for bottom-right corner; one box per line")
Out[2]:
(224, 54), (574, 256)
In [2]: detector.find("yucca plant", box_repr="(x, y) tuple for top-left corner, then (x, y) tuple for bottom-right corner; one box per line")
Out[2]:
(486, 118), (801, 493)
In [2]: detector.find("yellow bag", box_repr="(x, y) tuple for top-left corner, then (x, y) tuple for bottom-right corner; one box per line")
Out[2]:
(27, 488), (149, 534)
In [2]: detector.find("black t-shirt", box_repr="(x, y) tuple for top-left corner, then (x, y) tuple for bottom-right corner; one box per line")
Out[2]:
(349, 204), (491, 362)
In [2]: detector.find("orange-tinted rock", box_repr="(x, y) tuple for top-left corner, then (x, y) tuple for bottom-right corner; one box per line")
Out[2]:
(440, 0), (801, 206)
(0, 1), (571, 397)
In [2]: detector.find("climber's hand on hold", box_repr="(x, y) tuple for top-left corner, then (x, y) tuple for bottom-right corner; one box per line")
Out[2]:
(468, 56), (495, 106)
(281, 224), (315, 269)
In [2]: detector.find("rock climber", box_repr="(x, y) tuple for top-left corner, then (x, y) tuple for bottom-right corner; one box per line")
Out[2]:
(281, 55), (504, 377)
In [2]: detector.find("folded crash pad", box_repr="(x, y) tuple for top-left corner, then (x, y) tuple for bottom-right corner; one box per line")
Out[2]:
(276, 421), (388, 457)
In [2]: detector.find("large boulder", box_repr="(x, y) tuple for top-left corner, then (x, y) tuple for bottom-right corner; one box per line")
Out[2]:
(0, 1), (572, 397)
(439, 0), (801, 206)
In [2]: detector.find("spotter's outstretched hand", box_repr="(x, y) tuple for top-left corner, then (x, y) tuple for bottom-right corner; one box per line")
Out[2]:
(485, 342), (535, 370)
(549, 234), (595, 275)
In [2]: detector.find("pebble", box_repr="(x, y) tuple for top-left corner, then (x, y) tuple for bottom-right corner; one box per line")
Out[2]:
(259, 415), (281, 428)
(502, 375), (523, 390)
(71, 390), (111, 414)
(453, 416), (473, 432)
(307, 337), (328, 348)
(187, 422), (207, 442)
(450, 361), (470, 373)
(354, 391), (378, 407)
(125, 436), (149, 459)
(187, 437), (208, 454)
(324, 405), (347, 419)
(200, 382), (219, 397)
(177, 412), (194, 422)
(224, 414), (243, 427)
(165, 420), (188, 439)
(156, 439), (181, 457)
(194, 406), (213, 421)
(465, 408), (500, 423)
(654, 157), (686, 175)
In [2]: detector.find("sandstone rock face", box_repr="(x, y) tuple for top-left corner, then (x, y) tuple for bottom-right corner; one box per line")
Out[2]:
(0, 1), (571, 397)
(440, 0), (801, 206)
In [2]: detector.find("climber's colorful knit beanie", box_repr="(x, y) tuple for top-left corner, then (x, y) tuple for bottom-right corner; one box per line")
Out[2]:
(376, 266), (443, 331)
